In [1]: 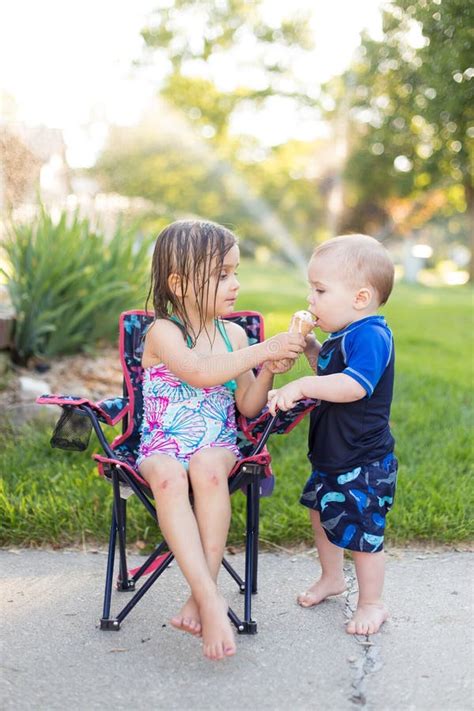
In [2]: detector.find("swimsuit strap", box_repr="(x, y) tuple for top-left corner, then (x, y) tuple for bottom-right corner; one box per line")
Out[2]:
(216, 319), (238, 393)
(215, 318), (234, 353)
(169, 314), (193, 347)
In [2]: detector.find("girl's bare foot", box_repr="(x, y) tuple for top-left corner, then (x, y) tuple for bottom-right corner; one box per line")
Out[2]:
(199, 594), (236, 661)
(346, 602), (388, 635)
(297, 576), (347, 607)
(170, 596), (202, 636)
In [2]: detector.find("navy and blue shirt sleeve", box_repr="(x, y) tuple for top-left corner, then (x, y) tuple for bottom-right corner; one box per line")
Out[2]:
(341, 325), (393, 397)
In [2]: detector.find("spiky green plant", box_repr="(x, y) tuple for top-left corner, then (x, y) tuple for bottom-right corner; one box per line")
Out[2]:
(1, 207), (152, 363)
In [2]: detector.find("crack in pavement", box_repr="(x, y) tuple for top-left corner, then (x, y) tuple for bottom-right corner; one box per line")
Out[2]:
(343, 565), (384, 708)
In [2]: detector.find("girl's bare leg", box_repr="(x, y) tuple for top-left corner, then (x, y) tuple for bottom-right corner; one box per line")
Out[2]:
(297, 510), (347, 607)
(347, 550), (388, 635)
(139, 453), (235, 660)
(172, 448), (236, 655)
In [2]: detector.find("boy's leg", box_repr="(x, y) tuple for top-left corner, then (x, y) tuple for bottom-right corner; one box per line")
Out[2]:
(298, 509), (347, 607)
(171, 448), (234, 636)
(139, 453), (236, 660)
(347, 550), (388, 635)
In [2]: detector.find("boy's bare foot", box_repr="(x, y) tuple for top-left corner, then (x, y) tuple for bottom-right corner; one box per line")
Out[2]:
(297, 576), (347, 607)
(199, 594), (236, 661)
(346, 602), (388, 635)
(170, 596), (202, 636)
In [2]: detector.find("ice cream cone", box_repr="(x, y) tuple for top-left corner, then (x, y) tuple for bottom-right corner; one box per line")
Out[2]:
(268, 310), (316, 374)
(289, 310), (316, 337)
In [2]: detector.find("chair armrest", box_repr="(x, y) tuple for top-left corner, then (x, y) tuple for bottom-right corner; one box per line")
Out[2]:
(95, 397), (130, 425)
(36, 394), (129, 426)
(239, 398), (319, 442)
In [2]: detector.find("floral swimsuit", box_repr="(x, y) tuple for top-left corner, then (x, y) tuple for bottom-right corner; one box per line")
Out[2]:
(136, 318), (240, 470)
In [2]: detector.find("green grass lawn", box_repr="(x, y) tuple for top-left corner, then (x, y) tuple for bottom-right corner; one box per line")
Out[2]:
(1, 261), (473, 548)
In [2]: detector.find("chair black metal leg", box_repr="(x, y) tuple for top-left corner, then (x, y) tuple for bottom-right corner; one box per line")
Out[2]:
(242, 478), (258, 633)
(251, 481), (260, 594)
(101, 507), (117, 627)
(131, 540), (169, 584)
(115, 552), (174, 626)
(112, 471), (133, 591)
(227, 606), (245, 633)
(222, 557), (246, 592)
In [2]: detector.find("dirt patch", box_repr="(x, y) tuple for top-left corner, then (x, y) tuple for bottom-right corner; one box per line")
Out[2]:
(0, 347), (124, 424)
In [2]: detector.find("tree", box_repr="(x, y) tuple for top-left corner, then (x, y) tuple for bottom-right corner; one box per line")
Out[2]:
(141, 0), (314, 92)
(326, 0), (473, 274)
(139, 0), (316, 167)
(94, 103), (326, 264)
(94, 0), (327, 264)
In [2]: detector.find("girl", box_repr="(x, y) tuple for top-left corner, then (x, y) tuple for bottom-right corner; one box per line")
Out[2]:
(137, 219), (305, 661)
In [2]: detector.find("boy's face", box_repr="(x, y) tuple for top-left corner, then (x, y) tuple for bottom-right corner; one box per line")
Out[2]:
(307, 254), (363, 333)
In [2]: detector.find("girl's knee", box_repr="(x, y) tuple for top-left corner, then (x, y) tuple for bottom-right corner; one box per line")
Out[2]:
(190, 468), (228, 492)
(156, 474), (188, 496)
(142, 459), (188, 497)
(188, 450), (233, 490)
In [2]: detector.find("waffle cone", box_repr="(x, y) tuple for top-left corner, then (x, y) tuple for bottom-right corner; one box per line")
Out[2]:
(289, 312), (316, 337)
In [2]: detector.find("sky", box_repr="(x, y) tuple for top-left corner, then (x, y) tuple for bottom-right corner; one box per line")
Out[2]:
(0, 0), (384, 167)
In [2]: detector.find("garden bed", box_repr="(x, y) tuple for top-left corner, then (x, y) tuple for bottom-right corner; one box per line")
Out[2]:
(0, 347), (123, 427)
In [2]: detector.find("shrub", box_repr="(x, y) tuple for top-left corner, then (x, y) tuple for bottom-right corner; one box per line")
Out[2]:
(1, 206), (152, 363)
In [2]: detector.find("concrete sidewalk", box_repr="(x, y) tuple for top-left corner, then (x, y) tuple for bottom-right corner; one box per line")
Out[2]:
(1, 547), (472, 710)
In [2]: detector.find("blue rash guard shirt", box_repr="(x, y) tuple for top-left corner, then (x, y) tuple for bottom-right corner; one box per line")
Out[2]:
(308, 315), (395, 473)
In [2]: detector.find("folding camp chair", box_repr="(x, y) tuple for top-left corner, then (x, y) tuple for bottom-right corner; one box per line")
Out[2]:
(37, 310), (316, 634)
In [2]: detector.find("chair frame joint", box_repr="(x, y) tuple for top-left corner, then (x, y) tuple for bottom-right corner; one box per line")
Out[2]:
(100, 618), (121, 631)
(116, 579), (136, 592)
(238, 620), (257, 635)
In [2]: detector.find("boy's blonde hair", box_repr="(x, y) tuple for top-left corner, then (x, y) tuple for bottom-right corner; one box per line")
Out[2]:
(313, 234), (394, 305)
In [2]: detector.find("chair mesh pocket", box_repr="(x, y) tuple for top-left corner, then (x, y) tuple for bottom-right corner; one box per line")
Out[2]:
(51, 408), (92, 451)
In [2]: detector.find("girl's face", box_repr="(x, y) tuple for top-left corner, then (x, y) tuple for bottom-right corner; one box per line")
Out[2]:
(211, 244), (241, 317)
(307, 254), (359, 333)
(182, 244), (240, 320)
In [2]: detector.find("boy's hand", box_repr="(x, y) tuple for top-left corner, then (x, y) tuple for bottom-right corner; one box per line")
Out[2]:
(263, 358), (297, 374)
(267, 381), (304, 415)
(263, 332), (305, 362)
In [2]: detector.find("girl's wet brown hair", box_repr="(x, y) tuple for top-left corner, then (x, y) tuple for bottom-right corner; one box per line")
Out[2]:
(145, 219), (237, 346)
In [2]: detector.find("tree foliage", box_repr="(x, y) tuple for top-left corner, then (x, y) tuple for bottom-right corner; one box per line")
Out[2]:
(141, 0), (313, 81)
(326, 0), (473, 260)
(94, 0), (326, 260)
(94, 0), (473, 273)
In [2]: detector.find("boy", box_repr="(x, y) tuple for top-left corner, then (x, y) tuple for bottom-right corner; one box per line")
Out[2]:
(268, 234), (397, 635)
